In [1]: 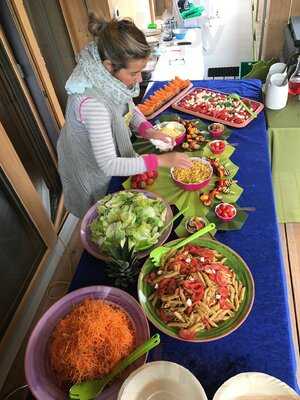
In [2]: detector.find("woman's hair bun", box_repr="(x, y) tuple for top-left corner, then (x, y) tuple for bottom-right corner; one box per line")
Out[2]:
(88, 12), (108, 36)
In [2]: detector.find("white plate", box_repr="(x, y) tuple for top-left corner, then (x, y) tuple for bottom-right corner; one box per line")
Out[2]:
(118, 361), (208, 400)
(213, 372), (298, 400)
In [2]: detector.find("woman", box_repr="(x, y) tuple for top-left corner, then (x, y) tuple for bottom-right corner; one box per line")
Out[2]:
(57, 14), (191, 217)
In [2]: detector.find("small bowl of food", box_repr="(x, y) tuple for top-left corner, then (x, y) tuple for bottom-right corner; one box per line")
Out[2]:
(154, 121), (186, 145)
(170, 157), (213, 191)
(215, 202), (237, 222)
(118, 361), (208, 400)
(209, 140), (226, 155)
(185, 216), (207, 234)
(208, 123), (225, 138)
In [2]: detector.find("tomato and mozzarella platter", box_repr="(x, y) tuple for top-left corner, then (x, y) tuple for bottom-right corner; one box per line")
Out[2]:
(173, 88), (264, 128)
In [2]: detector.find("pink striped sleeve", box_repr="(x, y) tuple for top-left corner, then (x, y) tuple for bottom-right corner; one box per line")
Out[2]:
(142, 154), (158, 171)
(131, 106), (154, 137)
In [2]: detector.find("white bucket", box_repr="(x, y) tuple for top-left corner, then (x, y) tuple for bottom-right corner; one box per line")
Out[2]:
(265, 72), (289, 110)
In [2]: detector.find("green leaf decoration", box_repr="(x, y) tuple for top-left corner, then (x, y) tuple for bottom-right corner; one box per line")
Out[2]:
(133, 137), (160, 155)
(124, 114), (247, 233)
(202, 142), (235, 160)
(206, 207), (249, 231)
(123, 155), (244, 231)
(222, 183), (244, 204)
(132, 114), (233, 155)
(154, 113), (184, 124)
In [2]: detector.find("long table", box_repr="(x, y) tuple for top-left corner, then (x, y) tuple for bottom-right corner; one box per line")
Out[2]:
(69, 79), (299, 398)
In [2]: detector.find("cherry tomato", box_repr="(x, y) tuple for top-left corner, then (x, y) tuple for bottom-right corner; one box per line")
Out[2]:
(146, 178), (154, 185)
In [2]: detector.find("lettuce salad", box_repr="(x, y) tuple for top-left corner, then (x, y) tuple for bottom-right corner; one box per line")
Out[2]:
(90, 191), (167, 255)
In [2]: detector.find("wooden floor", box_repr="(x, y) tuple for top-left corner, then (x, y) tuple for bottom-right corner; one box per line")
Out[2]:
(280, 223), (300, 384)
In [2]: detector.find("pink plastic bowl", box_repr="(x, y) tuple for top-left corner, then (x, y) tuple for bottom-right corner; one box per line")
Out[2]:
(209, 140), (226, 155)
(154, 121), (186, 146)
(208, 123), (225, 138)
(175, 132), (186, 145)
(215, 202), (237, 222)
(170, 157), (213, 191)
(25, 286), (150, 400)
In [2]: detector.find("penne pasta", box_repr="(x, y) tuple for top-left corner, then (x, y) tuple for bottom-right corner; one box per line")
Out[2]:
(145, 244), (246, 339)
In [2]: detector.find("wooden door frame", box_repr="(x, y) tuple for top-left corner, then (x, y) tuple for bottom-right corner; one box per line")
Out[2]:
(0, 25), (58, 167)
(58, 0), (114, 55)
(7, 0), (65, 129)
(58, 0), (91, 55)
(0, 120), (59, 388)
(0, 122), (57, 247)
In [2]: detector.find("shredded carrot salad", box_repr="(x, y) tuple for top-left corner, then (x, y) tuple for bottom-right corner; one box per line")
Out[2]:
(49, 299), (135, 385)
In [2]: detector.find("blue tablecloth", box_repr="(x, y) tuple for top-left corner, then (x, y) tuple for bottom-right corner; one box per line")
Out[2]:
(69, 80), (299, 398)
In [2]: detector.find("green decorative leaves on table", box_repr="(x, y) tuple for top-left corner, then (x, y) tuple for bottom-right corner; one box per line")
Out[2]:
(156, 114), (232, 141)
(123, 155), (243, 228)
(206, 206), (249, 231)
(132, 113), (232, 155)
(124, 166), (208, 216)
(216, 181), (244, 204)
(202, 141), (235, 160)
(133, 136), (160, 155)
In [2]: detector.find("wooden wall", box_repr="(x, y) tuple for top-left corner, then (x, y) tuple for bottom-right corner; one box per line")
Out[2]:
(59, 0), (112, 55)
(260, 0), (300, 60)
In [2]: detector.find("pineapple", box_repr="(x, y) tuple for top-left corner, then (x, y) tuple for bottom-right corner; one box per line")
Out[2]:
(105, 239), (139, 288)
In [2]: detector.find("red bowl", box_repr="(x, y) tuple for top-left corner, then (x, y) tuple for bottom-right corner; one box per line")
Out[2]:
(215, 203), (237, 222)
(209, 140), (226, 154)
(208, 123), (225, 138)
(170, 157), (213, 191)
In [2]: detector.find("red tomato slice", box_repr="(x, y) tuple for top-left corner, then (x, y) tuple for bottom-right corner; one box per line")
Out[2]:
(178, 328), (196, 340)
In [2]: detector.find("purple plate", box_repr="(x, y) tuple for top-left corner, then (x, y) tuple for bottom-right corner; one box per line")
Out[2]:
(25, 286), (150, 400)
(80, 189), (173, 261)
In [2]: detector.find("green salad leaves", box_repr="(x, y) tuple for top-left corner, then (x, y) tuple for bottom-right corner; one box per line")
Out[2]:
(89, 191), (167, 256)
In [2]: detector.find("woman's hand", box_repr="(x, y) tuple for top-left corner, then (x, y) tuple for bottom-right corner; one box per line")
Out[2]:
(145, 127), (176, 145)
(157, 152), (192, 168)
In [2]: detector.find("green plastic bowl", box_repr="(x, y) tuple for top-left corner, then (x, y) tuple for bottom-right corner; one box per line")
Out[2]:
(138, 238), (255, 342)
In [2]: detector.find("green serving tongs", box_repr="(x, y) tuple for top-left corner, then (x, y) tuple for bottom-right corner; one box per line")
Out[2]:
(149, 222), (215, 267)
(160, 206), (188, 235)
(69, 334), (160, 400)
(229, 92), (257, 118)
(137, 207), (188, 251)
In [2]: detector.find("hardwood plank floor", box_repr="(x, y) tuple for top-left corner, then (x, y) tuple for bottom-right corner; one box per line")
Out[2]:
(280, 223), (300, 386)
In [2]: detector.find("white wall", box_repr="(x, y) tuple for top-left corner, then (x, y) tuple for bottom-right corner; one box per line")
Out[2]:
(108, 0), (151, 29)
(202, 0), (253, 73)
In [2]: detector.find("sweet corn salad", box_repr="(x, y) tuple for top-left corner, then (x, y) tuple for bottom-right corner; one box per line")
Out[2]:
(173, 160), (212, 183)
(160, 123), (184, 138)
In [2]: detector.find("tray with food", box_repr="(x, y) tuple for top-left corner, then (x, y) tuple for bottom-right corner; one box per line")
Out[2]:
(137, 77), (192, 120)
(172, 87), (264, 128)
